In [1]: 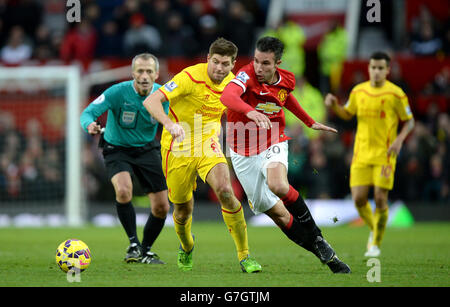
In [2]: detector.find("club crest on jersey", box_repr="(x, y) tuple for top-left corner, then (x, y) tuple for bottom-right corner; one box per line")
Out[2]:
(236, 71), (250, 84)
(278, 89), (288, 102)
(255, 102), (282, 115)
(164, 81), (178, 92)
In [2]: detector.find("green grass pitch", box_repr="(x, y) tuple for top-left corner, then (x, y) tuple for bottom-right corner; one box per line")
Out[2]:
(0, 222), (448, 287)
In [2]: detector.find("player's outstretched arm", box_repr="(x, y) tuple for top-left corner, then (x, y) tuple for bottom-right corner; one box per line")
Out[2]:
(285, 94), (337, 133)
(143, 90), (185, 142)
(324, 94), (353, 121)
(310, 122), (338, 134)
(284, 94), (315, 127)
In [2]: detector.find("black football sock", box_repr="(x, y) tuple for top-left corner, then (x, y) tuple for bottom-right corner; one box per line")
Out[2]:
(141, 212), (166, 253)
(279, 213), (316, 253)
(281, 185), (322, 238)
(280, 214), (337, 263)
(115, 201), (140, 245)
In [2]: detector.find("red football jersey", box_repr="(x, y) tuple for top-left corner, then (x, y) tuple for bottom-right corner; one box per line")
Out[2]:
(224, 62), (296, 156)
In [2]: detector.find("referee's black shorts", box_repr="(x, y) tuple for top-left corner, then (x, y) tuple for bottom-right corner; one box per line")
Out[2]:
(102, 140), (167, 194)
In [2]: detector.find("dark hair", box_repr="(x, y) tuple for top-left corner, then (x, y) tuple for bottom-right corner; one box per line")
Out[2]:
(370, 51), (391, 66)
(256, 36), (284, 62)
(209, 37), (238, 62)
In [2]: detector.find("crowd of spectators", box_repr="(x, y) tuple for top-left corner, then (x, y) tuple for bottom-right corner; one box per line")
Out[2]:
(0, 0), (448, 205)
(0, 0), (269, 64)
(409, 5), (449, 57)
(0, 109), (65, 202)
(1, 1), (448, 64)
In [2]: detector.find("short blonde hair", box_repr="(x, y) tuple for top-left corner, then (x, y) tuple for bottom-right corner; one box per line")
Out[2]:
(132, 53), (159, 71)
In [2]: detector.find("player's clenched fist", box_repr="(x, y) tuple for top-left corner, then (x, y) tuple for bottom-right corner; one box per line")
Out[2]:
(324, 93), (338, 107)
(246, 110), (272, 130)
(165, 122), (185, 142)
(87, 122), (102, 135)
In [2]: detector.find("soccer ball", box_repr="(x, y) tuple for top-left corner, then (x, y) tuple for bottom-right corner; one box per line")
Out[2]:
(55, 239), (91, 273)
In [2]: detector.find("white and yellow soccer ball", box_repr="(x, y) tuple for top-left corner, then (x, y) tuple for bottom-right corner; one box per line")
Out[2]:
(55, 239), (92, 273)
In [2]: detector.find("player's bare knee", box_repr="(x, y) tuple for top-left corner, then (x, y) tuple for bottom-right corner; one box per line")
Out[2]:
(374, 196), (388, 210)
(216, 184), (234, 204)
(152, 202), (169, 218)
(268, 182), (289, 198)
(173, 203), (193, 222)
(173, 210), (190, 224)
(116, 187), (132, 203)
(353, 195), (367, 208)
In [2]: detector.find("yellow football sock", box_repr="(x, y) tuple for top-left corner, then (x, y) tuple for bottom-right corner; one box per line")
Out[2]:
(221, 205), (249, 261)
(373, 207), (389, 247)
(356, 201), (375, 231)
(173, 213), (194, 252)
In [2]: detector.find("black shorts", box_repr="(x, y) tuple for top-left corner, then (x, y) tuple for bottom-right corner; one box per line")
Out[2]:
(102, 140), (167, 194)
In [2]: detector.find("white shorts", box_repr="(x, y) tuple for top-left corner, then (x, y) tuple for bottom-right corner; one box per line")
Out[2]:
(229, 141), (289, 215)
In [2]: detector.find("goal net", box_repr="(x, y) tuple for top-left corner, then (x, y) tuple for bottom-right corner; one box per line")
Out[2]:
(0, 66), (83, 226)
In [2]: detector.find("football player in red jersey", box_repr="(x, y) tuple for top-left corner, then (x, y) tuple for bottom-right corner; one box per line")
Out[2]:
(221, 36), (350, 273)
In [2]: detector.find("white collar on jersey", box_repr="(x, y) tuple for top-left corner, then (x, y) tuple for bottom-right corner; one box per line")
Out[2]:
(132, 81), (155, 97)
(264, 71), (282, 86)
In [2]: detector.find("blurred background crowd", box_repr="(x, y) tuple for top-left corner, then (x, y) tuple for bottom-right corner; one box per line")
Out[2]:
(0, 0), (269, 63)
(0, 0), (448, 206)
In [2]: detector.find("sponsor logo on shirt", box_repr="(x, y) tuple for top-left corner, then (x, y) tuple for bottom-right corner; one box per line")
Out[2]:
(255, 102), (282, 115)
(164, 81), (178, 92)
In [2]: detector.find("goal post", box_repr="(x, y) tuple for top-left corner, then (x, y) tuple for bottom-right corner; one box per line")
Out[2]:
(0, 65), (84, 226)
(0, 62), (165, 227)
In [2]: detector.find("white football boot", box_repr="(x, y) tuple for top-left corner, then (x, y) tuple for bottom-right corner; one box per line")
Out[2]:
(365, 245), (381, 257)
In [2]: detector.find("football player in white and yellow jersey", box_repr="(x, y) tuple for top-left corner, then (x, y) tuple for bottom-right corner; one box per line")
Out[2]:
(143, 38), (261, 273)
(325, 52), (415, 257)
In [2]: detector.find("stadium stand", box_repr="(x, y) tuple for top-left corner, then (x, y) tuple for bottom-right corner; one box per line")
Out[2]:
(0, 0), (448, 209)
